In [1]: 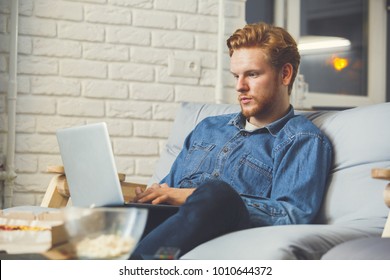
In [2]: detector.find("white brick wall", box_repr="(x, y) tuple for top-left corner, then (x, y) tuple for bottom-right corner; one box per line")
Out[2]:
(0, 0), (245, 207)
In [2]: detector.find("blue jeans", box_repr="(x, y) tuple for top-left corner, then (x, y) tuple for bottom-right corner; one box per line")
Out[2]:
(130, 180), (251, 259)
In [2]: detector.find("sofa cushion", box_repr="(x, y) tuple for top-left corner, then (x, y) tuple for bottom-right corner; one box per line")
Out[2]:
(321, 237), (390, 260)
(308, 103), (390, 172)
(181, 219), (384, 260)
(305, 103), (390, 225)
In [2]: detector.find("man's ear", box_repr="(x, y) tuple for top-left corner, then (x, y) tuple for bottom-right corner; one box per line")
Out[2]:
(281, 63), (293, 86)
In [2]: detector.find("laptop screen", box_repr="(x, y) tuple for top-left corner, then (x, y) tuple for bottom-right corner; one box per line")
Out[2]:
(56, 122), (125, 207)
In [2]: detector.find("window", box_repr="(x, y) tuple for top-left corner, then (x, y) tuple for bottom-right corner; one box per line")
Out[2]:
(299, 0), (368, 98)
(274, 0), (386, 108)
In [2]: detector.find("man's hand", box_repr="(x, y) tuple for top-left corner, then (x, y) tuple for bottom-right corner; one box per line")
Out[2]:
(133, 183), (195, 206)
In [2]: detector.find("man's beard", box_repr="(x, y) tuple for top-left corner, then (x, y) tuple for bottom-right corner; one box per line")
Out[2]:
(240, 99), (267, 120)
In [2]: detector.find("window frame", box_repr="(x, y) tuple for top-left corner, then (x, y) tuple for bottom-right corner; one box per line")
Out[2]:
(275, 0), (387, 108)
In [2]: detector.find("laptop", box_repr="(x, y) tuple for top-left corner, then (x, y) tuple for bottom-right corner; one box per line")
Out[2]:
(56, 122), (178, 213)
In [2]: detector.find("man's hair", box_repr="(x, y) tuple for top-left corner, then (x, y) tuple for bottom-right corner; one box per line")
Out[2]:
(227, 22), (300, 95)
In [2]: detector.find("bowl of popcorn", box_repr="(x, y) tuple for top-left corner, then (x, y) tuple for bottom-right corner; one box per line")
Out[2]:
(61, 207), (147, 260)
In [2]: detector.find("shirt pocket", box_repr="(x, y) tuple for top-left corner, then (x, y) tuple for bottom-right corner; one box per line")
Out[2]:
(230, 154), (273, 198)
(183, 141), (216, 177)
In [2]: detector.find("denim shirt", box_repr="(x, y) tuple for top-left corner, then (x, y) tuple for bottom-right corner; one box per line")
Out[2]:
(161, 107), (333, 227)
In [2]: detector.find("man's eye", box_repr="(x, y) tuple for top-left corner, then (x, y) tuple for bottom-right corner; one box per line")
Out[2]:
(232, 74), (239, 79)
(248, 72), (258, 78)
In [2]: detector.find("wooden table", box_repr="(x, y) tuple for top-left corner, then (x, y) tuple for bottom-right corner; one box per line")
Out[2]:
(372, 168), (390, 237)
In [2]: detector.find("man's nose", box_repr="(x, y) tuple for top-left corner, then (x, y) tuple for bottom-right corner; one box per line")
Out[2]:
(236, 77), (248, 93)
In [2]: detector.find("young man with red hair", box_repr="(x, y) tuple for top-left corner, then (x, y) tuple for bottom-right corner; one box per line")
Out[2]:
(131, 22), (332, 260)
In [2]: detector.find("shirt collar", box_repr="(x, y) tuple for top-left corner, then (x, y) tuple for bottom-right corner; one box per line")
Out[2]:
(228, 106), (295, 136)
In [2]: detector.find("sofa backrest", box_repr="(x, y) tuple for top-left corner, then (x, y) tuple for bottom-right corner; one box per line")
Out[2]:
(307, 103), (390, 226)
(150, 102), (390, 226)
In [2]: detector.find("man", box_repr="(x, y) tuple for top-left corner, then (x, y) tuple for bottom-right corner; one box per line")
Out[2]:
(130, 22), (333, 259)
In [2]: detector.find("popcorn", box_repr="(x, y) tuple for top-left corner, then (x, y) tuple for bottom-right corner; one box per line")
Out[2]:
(74, 234), (135, 259)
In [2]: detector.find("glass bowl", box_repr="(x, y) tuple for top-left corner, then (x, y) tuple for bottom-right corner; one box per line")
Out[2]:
(61, 207), (147, 260)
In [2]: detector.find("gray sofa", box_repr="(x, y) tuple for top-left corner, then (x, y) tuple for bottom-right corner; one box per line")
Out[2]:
(149, 102), (390, 259)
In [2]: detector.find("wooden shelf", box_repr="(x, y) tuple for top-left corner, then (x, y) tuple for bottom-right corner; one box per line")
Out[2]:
(371, 168), (390, 180)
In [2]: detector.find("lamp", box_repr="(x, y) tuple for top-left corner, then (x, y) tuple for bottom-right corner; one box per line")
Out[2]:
(298, 36), (351, 54)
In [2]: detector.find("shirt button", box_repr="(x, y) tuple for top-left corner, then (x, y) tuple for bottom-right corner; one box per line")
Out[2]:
(223, 147), (229, 153)
(240, 131), (248, 136)
(213, 172), (220, 178)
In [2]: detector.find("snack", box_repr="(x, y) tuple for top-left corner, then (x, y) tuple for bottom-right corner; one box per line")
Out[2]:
(74, 234), (135, 259)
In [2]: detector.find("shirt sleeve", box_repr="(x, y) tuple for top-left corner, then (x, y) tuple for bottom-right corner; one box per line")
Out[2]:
(159, 128), (196, 188)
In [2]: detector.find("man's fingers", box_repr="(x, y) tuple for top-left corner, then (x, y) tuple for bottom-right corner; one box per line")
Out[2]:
(135, 186), (143, 195)
(134, 187), (154, 202)
(152, 194), (169, 205)
(137, 190), (161, 203)
(149, 183), (161, 189)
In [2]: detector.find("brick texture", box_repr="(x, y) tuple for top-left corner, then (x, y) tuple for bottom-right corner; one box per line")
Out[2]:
(0, 0), (245, 207)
